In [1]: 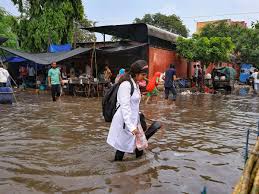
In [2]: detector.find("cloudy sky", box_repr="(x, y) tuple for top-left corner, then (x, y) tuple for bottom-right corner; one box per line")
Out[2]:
(1, 0), (259, 36)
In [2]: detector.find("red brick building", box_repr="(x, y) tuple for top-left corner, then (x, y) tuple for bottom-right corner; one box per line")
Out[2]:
(84, 23), (189, 79)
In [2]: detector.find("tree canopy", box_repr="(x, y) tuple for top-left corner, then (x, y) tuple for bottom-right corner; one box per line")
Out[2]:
(252, 21), (259, 29)
(197, 21), (259, 66)
(11, 0), (94, 52)
(134, 13), (189, 37)
(177, 36), (235, 67)
(0, 7), (17, 48)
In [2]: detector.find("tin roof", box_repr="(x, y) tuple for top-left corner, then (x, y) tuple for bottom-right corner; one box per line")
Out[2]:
(83, 23), (180, 43)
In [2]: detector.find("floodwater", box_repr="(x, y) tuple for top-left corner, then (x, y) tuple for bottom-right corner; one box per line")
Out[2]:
(0, 92), (259, 194)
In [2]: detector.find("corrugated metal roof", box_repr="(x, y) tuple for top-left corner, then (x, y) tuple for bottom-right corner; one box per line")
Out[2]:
(83, 23), (180, 43)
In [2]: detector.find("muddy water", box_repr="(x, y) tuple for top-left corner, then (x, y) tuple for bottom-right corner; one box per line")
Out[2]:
(0, 93), (259, 194)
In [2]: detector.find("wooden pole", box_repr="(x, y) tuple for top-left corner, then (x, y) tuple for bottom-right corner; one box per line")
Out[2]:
(103, 33), (106, 47)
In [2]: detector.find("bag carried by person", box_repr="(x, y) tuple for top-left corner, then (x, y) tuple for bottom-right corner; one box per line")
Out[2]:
(136, 123), (148, 150)
(102, 80), (134, 122)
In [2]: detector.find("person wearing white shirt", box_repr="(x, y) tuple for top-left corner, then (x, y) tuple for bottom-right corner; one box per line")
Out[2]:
(107, 60), (148, 161)
(251, 69), (259, 93)
(28, 65), (35, 77)
(28, 65), (36, 83)
(0, 63), (10, 87)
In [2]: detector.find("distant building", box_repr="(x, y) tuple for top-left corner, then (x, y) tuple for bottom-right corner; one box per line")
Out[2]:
(196, 19), (247, 33)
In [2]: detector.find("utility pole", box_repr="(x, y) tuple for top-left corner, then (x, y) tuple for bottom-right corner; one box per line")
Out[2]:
(73, 20), (78, 49)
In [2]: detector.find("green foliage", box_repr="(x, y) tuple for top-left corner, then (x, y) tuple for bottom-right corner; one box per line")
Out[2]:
(176, 37), (195, 61)
(134, 13), (189, 37)
(75, 16), (96, 43)
(236, 28), (259, 66)
(0, 7), (18, 48)
(11, 0), (94, 52)
(252, 21), (259, 29)
(176, 36), (235, 67)
(198, 21), (259, 66)
(208, 37), (235, 64)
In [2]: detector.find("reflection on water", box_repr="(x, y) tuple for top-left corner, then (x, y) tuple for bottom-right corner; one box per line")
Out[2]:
(0, 92), (259, 194)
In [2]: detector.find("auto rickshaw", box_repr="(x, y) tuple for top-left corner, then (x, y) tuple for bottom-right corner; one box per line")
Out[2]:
(211, 66), (237, 91)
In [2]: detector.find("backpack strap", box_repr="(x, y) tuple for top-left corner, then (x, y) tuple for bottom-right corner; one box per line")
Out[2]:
(115, 80), (135, 114)
(129, 79), (134, 96)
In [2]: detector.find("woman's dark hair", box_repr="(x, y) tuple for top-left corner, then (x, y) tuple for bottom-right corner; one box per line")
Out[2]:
(170, 64), (175, 69)
(118, 60), (147, 84)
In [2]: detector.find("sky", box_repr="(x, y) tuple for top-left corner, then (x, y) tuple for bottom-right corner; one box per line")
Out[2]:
(1, 0), (259, 40)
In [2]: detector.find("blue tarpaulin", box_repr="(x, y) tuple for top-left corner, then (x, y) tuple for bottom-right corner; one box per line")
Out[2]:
(48, 44), (72, 53)
(239, 64), (253, 83)
(6, 56), (27, 63)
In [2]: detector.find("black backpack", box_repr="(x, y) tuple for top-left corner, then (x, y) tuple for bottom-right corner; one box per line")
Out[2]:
(102, 80), (134, 122)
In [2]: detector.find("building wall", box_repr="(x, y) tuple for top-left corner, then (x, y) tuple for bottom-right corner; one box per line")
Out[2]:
(148, 47), (188, 79)
(196, 19), (230, 33)
(196, 19), (247, 33)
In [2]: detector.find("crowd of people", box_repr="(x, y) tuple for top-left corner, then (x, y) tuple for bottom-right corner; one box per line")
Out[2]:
(0, 59), (180, 103)
(2, 59), (259, 162)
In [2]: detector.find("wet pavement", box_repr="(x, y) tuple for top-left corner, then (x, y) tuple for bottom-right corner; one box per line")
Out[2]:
(0, 92), (259, 194)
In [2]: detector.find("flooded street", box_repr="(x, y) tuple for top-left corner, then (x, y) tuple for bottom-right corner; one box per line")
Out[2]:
(0, 93), (259, 194)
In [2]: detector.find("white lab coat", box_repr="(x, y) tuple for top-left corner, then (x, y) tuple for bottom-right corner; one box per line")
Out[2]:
(107, 78), (141, 153)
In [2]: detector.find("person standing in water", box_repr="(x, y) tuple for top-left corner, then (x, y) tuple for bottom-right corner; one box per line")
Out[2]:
(251, 69), (259, 94)
(164, 64), (177, 101)
(48, 62), (62, 101)
(107, 60), (148, 161)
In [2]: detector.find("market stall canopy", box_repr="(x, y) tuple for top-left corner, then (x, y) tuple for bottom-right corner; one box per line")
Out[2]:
(83, 23), (180, 43)
(0, 46), (91, 65)
(0, 43), (147, 64)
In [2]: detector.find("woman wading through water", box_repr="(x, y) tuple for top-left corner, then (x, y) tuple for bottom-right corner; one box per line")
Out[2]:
(107, 60), (148, 161)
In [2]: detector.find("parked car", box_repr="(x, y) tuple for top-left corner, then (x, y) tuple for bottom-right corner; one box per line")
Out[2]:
(211, 67), (237, 91)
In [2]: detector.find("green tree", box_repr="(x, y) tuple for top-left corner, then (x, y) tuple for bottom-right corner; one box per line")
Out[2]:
(252, 21), (259, 29)
(175, 37), (195, 61)
(11, 0), (94, 52)
(0, 7), (18, 48)
(236, 28), (259, 67)
(177, 36), (235, 67)
(134, 13), (189, 37)
(198, 21), (259, 66)
(74, 16), (96, 43)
